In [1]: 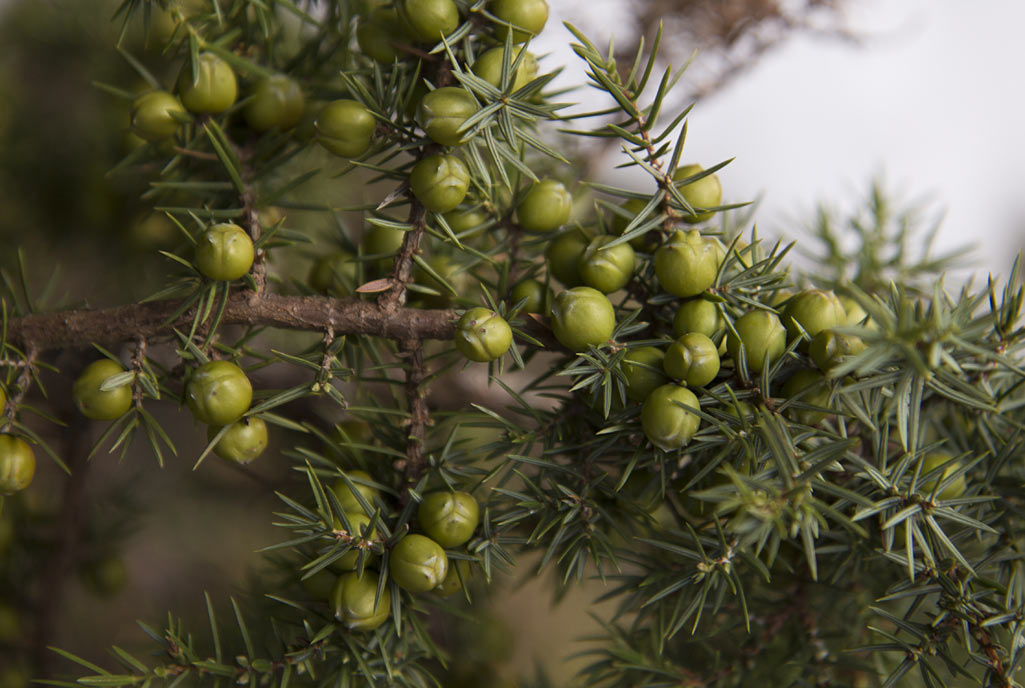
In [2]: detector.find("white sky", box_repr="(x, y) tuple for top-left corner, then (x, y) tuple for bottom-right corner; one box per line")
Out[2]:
(535, 0), (1025, 280)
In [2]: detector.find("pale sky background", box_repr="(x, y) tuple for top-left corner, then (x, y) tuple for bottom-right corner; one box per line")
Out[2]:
(534, 0), (1025, 280)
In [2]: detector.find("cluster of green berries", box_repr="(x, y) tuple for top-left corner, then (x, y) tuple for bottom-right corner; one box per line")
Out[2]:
(65, 356), (268, 466)
(486, 164), (880, 454)
(130, 49), (307, 143)
(313, 471), (481, 631)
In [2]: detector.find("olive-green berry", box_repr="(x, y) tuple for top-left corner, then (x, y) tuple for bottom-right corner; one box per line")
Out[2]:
(550, 287), (616, 351)
(780, 369), (831, 425)
(0, 434), (35, 494)
(510, 278), (550, 314)
(673, 299), (722, 338)
(654, 229), (724, 297)
(331, 470), (380, 514)
(726, 310), (787, 374)
(418, 491), (480, 547)
(308, 251), (357, 297)
(177, 52), (237, 114)
(130, 90), (186, 142)
(578, 235), (636, 293)
(517, 179), (572, 233)
(454, 308), (513, 362)
(332, 511), (376, 571)
(399, 0), (460, 41)
(673, 164), (722, 223)
(185, 360), (252, 426)
(622, 347), (667, 402)
(640, 384), (701, 451)
(316, 100), (375, 158)
(244, 74), (305, 132)
(781, 289), (846, 343)
(418, 87), (478, 146)
(809, 329), (867, 372)
(919, 452), (966, 500)
(208, 417), (268, 464)
(332, 572), (391, 630)
(490, 0), (549, 43)
(73, 359), (133, 421)
(357, 9), (411, 63)
(473, 46), (538, 90)
(410, 154), (470, 213)
(195, 223), (255, 281)
(389, 534), (449, 592)
(663, 333), (720, 387)
(546, 231), (588, 286)
(611, 197), (659, 250)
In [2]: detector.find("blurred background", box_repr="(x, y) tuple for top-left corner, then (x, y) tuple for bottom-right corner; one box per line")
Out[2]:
(0, 1), (1023, 686)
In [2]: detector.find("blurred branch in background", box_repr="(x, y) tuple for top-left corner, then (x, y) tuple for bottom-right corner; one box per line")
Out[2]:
(619, 0), (857, 101)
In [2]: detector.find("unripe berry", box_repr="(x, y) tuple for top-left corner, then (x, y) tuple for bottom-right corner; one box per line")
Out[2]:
(357, 9), (412, 63)
(919, 452), (966, 500)
(243, 74), (305, 132)
(365, 225), (406, 258)
(195, 223), (255, 281)
(301, 568), (336, 600)
(208, 417), (268, 464)
(177, 52), (237, 114)
(418, 491), (480, 547)
(611, 197), (659, 250)
(578, 236), (636, 293)
(418, 87), (479, 147)
(332, 571), (391, 630)
(809, 329), (867, 372)
(654, 230), (724, 297)
(316, 100), (375, 158)
(130, 90), (186, 142)
(434, 559), (473, 597)
(185, 360), (252, 426)
(443, 208), (490, 236)
(673, 298), (722, 338)
(621, 347), (667, 402)
(332, 511), (377, 571)
(332, 470), (380, 513)
(516, 179), (572, 234)
(0, 435), (35, 494)
(413, 255), (469, 308)
(640, 384), (701, 451)
(473, 46), (539, 91)
(490, 0), (549, 43)
(726, 310), (787, 374)
(673, 164), (722, 223)
(410, 155), (470, 213)
(510, 278), (550, 314)
(780, 369), (831, 425)
(545, 231), (588, 286)
(73, 359), (133, 421)
(389, 534), (448, 592)
(550, 287), (616, 351)
(663, 333), (720, 387)
(781, 289), (846, 343)
(308, 251), (357, 297)
(454, 308), (513, 362)
(838, 295), (879, 330)
(399, 0), (460, 42)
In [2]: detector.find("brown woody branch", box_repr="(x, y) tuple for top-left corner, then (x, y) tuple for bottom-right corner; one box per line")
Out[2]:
(6, 293), (458, 352)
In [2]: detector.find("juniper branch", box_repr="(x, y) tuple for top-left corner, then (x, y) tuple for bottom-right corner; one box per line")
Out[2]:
(6, 293), (458, 352)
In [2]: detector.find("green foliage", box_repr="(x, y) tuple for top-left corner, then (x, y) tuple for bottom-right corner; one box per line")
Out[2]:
(0, 2), (1024, 688)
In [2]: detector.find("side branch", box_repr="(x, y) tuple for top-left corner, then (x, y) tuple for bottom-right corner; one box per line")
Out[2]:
(7, 294), (457, 352)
